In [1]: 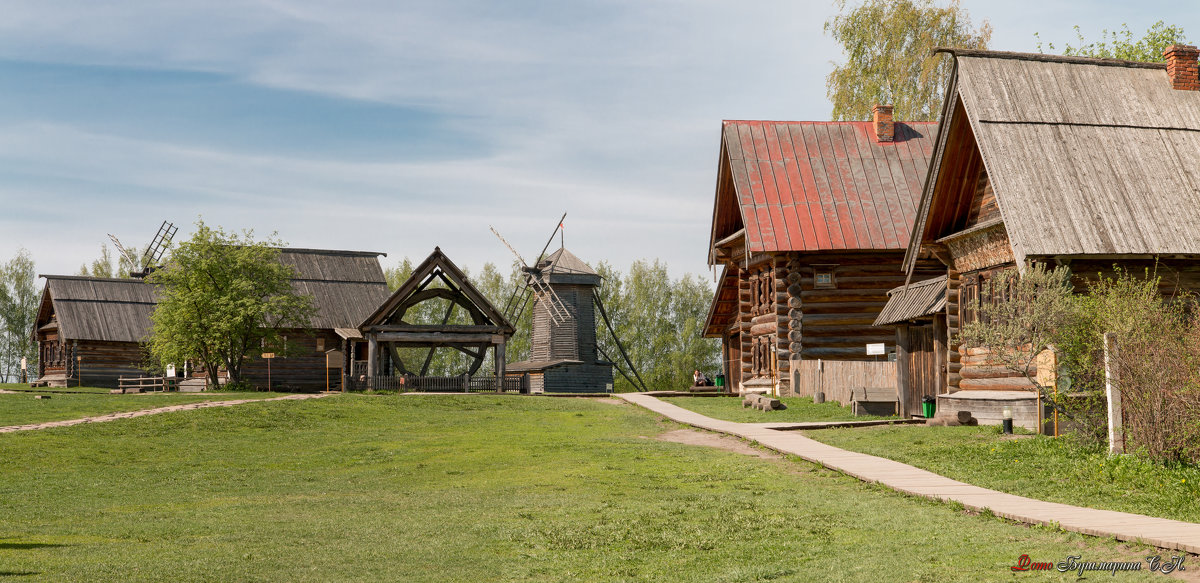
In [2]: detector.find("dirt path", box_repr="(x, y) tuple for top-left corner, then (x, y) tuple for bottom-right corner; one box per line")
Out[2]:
(655, 428), (781, 459)
(0, 393), (332, 434)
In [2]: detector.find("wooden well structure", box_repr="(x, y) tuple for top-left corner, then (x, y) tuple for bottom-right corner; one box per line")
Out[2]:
(358, 248), (515, 391)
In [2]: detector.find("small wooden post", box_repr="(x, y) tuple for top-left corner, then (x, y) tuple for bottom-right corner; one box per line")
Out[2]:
(1104, 332), (1124, 454)
(895, 325), (911, 417)
(367, 335), (378, 390)
(495, 341), (506, 393)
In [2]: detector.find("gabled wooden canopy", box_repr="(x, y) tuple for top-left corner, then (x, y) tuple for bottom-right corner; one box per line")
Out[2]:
(360, 247), (514, 336)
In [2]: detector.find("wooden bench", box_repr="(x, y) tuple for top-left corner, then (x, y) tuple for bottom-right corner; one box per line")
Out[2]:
(849, 387), (898, 417)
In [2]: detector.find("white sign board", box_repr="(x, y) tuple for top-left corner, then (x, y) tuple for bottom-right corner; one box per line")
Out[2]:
(166, 364), (176, 378)
(866, 343), (886, 356)
(20, 357), (27, 371)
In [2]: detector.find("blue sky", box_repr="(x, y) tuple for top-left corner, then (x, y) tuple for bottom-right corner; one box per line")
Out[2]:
(1, 1), (1194, 279)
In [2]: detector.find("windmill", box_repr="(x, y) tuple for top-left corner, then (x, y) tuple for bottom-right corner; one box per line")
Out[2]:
(108, 220), (178, 278)
(491, 215), (647, 393)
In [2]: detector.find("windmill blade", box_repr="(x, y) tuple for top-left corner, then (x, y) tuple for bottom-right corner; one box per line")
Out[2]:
(107, 234), (141, 272)
(489, 226), (529, 268)
(143, 220), (178, 268)
(532, 211), (567, 266)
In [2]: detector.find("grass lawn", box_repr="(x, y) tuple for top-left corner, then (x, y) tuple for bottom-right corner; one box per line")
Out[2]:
(0, 394), (1166, 581)
(805, 424), (1200, 525)
(661, 395), (896, 423)
(0, 387), (290, 427)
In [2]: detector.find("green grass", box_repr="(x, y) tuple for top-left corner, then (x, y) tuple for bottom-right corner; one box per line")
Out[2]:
(0, 394), (1164, 581)
(0, 388), (288, 427)
(662, 395), (896, 423)
(805, 424), (1200, 524)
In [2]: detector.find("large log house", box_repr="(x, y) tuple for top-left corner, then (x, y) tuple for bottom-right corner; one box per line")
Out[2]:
(704, 111), (941, 395)
(888, 46), (1200, 428)
(33, 248), (388, 390)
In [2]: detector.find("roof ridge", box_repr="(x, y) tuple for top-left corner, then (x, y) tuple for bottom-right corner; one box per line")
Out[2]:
(722, 119), (937, 125)
(935, 47), (1166, 70)
(40, 274), (146, 283)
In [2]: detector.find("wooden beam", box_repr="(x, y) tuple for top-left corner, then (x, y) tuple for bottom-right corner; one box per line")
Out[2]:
(374, 332), (506, 344)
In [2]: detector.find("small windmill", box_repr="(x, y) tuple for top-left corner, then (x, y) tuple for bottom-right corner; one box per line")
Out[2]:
(491, 215), (646, 393)
(108, 220), (178, 278)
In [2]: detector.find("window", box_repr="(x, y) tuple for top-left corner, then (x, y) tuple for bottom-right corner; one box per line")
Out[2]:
(813, 265), (837, 289)
(317, 338), (325, 352)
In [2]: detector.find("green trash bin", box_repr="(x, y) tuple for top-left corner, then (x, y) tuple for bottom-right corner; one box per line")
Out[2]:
(922, 396), (936, 418)
(714, 374), (725, 388)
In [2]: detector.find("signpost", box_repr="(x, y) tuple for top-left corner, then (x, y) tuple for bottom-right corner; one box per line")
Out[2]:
(262, 352), (276, 392)
(20, 357), (26, 384)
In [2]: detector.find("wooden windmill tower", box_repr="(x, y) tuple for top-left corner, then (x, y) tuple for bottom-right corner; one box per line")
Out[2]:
(492, 218), (642, 393)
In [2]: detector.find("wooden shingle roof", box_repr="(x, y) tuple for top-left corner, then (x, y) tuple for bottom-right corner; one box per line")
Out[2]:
(873, 275), (947, 326)
(908, 49), (1200, 269)
(38, 248), (388, 342)
(711, 119), (936, 258)
(42, 276), (158, 343)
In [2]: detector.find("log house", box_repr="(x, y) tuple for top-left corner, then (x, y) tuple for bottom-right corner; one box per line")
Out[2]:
(32, 248), (388, 390)
(704, 112), (942, 395)
(892, 46), (1200, 428)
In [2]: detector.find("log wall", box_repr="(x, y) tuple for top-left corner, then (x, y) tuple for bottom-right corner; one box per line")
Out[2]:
(241, 330), (343, 391)
(73, 340), (150, 388)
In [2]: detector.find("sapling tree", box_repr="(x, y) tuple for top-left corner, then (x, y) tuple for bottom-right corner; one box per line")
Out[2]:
(147, 221), (315, 387)
(957, 262), (1074, 399)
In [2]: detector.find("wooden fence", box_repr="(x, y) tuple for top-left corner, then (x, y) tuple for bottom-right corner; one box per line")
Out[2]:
(116, 376), (176, 393)
(790, 360), (897, 406)
(344, 374), (525, 393)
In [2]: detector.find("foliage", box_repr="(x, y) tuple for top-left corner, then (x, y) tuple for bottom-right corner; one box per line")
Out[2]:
(808, 424), (1200, 524)
(0, 249), (39, 382)
(1055, 268), (1200, 462)
(146, 221), (315, 386)
(662, 395), (895, 423)
(961, 263), (1200, 464)
(1036, 21), (1188, 62)
(824, 0), (991, 121)
(956, 262), (1075, 397)
(0, 395), (1154, 580)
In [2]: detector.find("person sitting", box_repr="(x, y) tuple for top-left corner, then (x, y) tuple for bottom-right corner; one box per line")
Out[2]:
(693, 370), (710, 386)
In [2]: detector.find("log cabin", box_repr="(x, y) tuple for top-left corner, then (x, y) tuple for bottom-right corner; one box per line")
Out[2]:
(704, 111), (943, 396)
(32, 248), (389, 390)
(892, 45), (1200, 429)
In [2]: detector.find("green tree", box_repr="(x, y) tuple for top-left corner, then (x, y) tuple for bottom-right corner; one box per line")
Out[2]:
(77, 243), (116, 278)
(0, 249), (40, 382)
(1036, 21), (1188, 62)
(595, 260), (720, 391)
(825, 0), (991, 121)
(146, 221), (315, 387)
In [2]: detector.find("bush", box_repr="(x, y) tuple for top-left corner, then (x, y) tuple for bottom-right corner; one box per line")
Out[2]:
(1055, 268), (1200, 463)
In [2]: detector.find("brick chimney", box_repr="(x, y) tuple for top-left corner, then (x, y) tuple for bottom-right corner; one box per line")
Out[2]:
(872, 104), (894, 142)
(1164, 44), (1199, 90)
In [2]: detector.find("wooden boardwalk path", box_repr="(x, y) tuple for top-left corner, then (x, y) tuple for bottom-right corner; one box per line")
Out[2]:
(619, 392), (1200, 554)
(0, 393), (331, 434)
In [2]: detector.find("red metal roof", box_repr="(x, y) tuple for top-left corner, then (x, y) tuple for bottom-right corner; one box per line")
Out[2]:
(717, 120), (936, 253)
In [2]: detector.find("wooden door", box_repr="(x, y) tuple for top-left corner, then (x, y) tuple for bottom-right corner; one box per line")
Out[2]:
(901, 324), (938, 416)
